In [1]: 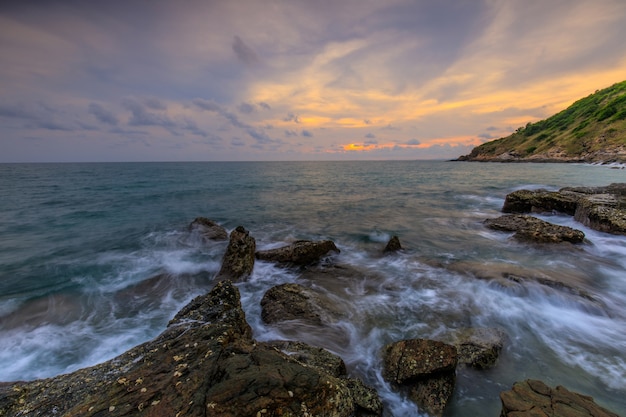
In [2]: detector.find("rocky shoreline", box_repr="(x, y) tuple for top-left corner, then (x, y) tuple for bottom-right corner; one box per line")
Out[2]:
(2, 185), (625, 416)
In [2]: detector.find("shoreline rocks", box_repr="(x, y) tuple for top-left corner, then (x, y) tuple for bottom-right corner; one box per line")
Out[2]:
(500, 183), (626, 235)
(500, 380), (619, 417)
(382, 339), (458, 417)
(484, 214), (586, 243)
(0, 280), (382, 417)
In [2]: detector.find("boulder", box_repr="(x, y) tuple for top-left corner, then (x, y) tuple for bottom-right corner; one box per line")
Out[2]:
(502, 189), (579, 215)
(440, 327), (505, 369)
(188, 216), (228, 241)
(500, 379), (619, 417)
(255, 240), (340, 266)
(215, 226), (256, 281)
(0, 281), (382, 417)
(260, 283), (344, 326)
(383, 236), (402, 253)
(500, 184), (626, 236)
(574, 194), (626, 235)
(382, 339), (457, 417)
(484, 214), (585, 243)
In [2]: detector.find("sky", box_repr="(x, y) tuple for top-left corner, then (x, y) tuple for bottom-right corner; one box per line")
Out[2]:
(1, 0), (626, 162)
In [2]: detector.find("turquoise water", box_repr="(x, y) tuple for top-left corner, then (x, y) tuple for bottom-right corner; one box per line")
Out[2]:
(1, 161), (625, 416)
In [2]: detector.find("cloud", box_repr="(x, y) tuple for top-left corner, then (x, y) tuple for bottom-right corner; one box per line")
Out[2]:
(237, 102), (256, 114)
(301, 129), (313, 137)
(405, 138), (421, 145)
(232, 35), (260, 67)
(364, 132), (376, 139)
(88, 103), (118, 126)
(123, 98), (176, 128)
(258, 102), (271, 110)
(283, 112), (301, 123)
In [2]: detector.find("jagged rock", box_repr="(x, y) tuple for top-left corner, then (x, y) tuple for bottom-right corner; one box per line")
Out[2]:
(484, 214), (585, 243)
(255, 240), (340, 266)
(383, 236), (402, 253)
(439, 327), (505, 369)
(215, 226), (256, 281)
(502, 189), (580, 215)
(382, 339), (457, 417)
(500, 379), (619, 417)
(188, 216), (228, 240)
(260, 283), (344, 326)
(0, 281), (382, 417)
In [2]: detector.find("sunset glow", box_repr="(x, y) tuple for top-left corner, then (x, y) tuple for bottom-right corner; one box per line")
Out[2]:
(1, 0), (625, 162)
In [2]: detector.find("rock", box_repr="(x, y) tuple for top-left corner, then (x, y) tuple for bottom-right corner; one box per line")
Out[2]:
(188, 216), (228, 240)
(263, 341), (383, 416)
(383, 236), (402, 253)
(500, 184), (626, 236)
(0, 281), (382, 417)
(255, 239), (340, 266)
(484, 214), (585, 243)
(215, 226), (256, 281)
(382, 339), (457, 417)
(500, 379), (619, 417)
(575, 194), (626, 235)
(439, 327), (505, 369)
(502, 189), (579, 215)
(260, 283), (344, 326)
(265, 340), (347, 377)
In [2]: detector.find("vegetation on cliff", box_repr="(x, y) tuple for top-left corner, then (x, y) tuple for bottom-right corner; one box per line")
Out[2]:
(458, 80), (626, 162)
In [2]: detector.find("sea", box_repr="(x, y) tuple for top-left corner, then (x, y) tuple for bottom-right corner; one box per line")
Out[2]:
(0, 160), (625, 416)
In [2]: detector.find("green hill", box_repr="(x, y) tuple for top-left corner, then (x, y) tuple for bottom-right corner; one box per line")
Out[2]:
(457, 80), (626, 163)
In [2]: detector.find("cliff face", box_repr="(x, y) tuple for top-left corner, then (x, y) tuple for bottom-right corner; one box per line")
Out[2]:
(457, 80), (626, 163)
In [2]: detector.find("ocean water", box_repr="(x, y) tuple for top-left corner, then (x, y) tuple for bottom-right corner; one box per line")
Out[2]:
(0, 160), (625, 416)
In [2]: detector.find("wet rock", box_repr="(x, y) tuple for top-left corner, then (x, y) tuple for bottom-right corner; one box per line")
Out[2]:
(382, 339), (457, 417)
(383, 235), (402, 253)
(500, 379), (619, 417)
(501, 183), (626, 236)
(0, 280), (381, 417)
(260, 283), (344, 326)
(265, 340), (347, 377)
(215, 226), (256, 281)
(575, 194), (626, 235)
(502, 189), (579, 215)
(439, 327), (505, 369)
(255, 239), (340, 266)
(484, 214), (585, 243)
(263, 341), (383, 416)
(188, 216), (228, 240)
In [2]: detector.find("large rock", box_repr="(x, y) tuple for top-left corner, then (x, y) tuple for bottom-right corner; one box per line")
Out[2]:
(502, 189), (579, 215)
(382, 339), (457, 417)
(215, 226), (256, 281)
(500, 379), (619, 417)
(255, 240), (340, 266)
(260, 283), (345, 326)
(500, 184), (626, 236)
(484, 214), (585, 243)
(0, 281), (382, 417)
(575, 194), (626, 235)
(188, 216), (228, 241)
